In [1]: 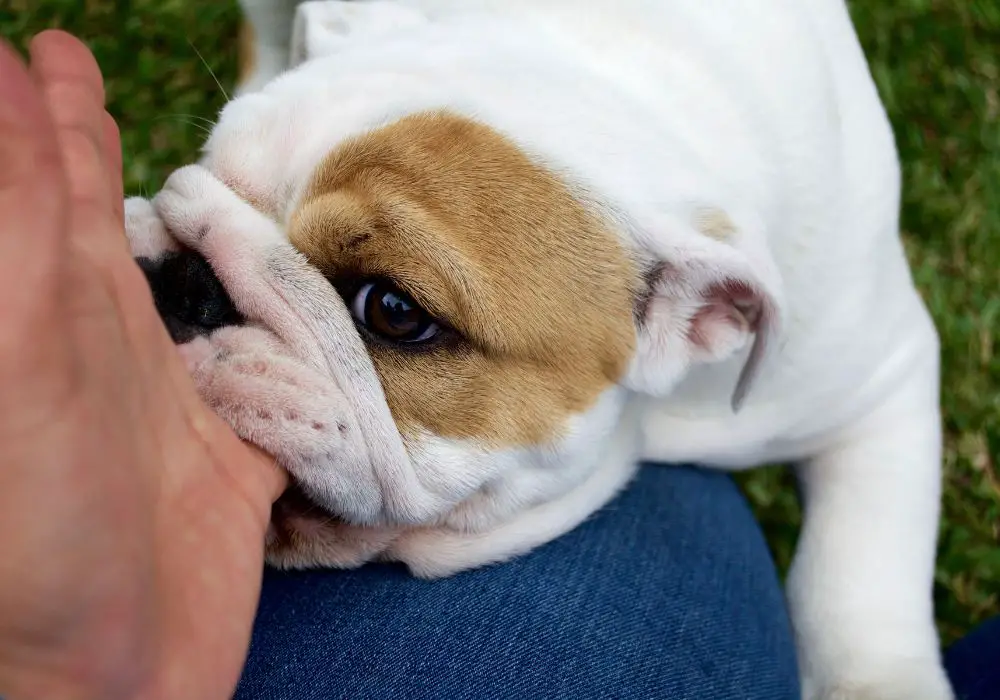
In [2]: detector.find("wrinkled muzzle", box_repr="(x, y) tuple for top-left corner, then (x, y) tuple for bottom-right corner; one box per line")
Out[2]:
(124, 165), (452, 567)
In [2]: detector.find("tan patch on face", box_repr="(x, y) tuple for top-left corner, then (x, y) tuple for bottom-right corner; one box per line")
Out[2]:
(236, 20), (256, 87)
(290, 111), (638, 447)
(694, 207), (737, 242)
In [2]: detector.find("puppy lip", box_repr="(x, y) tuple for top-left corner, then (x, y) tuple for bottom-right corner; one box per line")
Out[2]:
(270, 481), (344, 539)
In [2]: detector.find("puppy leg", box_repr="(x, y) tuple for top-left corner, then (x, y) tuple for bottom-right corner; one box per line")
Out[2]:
(124, 196), (179, 261)
(237, 0), (302, 94)
(787, 335), (953, 700)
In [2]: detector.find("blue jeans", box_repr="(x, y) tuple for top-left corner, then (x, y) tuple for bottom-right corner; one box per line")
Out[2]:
(946, 615), (1000, 700)
(234, 465), (998, 699)
(235, 465), (798, 699)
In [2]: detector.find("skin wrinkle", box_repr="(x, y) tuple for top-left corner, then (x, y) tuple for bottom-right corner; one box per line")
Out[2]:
(260, 260), (395, 473)
(291, 110), (640, 447)
(249, 249), (413, 521)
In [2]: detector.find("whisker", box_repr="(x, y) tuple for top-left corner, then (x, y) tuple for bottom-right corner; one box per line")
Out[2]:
(294, 500), (343, 529)
(155, 114), (214, 137)
(177, 121), (213, 137)
(169, 113), (217, 127)
(187, 40), (231, 102)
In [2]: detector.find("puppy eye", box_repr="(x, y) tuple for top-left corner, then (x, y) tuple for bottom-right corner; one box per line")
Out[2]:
(350, 280), (440, 344)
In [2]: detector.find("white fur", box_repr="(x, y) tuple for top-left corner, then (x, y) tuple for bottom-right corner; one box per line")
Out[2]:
(387, 397), (643, 579)
(147, 1), (953, 697)
(412, 388), (629, 535)
(124, 197), (178, 260)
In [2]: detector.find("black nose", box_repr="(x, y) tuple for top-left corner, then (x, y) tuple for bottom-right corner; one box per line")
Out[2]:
(137, 250), (244, 344)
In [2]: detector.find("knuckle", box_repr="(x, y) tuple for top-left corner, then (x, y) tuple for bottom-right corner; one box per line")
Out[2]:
(43, 79), (104, 131)
(57, 126), (117, 216)
(58, 125), (104, 180)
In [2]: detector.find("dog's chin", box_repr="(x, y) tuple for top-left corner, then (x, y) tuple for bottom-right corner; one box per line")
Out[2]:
(265, 483), (402, 570)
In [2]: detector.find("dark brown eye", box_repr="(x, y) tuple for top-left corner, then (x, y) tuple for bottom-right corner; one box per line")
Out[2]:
(350, 280), (439, 343)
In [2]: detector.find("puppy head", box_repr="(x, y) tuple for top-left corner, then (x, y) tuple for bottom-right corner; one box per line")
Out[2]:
(138, 7), (781, 574)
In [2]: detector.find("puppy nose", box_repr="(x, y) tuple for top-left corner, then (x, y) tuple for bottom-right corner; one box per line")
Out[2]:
(138, 250), (244, 344)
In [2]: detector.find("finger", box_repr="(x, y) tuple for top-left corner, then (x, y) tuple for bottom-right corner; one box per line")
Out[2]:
(29, 31), (114, 240)
(244, 443), (290, 503)
(174, 380), (290, 511)
(103, 111), (124, 226)
(0, 40), (76, 413)
(0, 39), (69, 308)
(197, 427), (289, 527)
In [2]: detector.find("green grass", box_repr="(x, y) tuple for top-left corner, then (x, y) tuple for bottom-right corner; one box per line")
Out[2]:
(2, 0), (997, 646)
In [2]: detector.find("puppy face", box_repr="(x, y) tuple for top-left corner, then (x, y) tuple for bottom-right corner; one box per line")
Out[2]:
(290, 111), (638, 550)
(291, 111), (638, 448)
(136, 12), (778, 573)
(146, 61), (644, 570)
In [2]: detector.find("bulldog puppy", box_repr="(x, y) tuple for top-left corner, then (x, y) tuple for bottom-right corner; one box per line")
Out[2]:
(127, 1), (953, 698)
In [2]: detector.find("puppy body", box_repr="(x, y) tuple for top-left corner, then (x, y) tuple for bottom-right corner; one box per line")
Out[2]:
(129, 2), (950, 698)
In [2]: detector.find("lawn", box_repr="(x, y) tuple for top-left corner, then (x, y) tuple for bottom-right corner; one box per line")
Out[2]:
(2, 0), (997, 645)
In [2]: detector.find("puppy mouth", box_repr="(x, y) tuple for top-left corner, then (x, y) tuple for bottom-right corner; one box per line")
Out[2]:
(265, 481), (404, 570)
(268, 482), (345, 541)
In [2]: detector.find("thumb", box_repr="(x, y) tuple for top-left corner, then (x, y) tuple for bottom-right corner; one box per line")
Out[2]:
(243, 442), (290, 504)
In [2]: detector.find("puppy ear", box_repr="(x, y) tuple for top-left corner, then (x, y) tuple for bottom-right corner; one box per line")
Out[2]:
(623, 211), (783, 411)
(290, 1), (429, 68)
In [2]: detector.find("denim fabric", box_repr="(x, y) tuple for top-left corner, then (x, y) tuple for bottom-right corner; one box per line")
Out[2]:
(946, 615), (1000, 700)
(234, 464), (801, 700)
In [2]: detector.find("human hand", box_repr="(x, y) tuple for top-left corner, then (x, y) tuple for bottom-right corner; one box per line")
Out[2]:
(0, 30), (287, 700)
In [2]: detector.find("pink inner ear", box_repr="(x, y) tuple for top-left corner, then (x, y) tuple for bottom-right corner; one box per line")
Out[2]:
(723, 279), (763, 326)
(686, 280), (758, 361)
